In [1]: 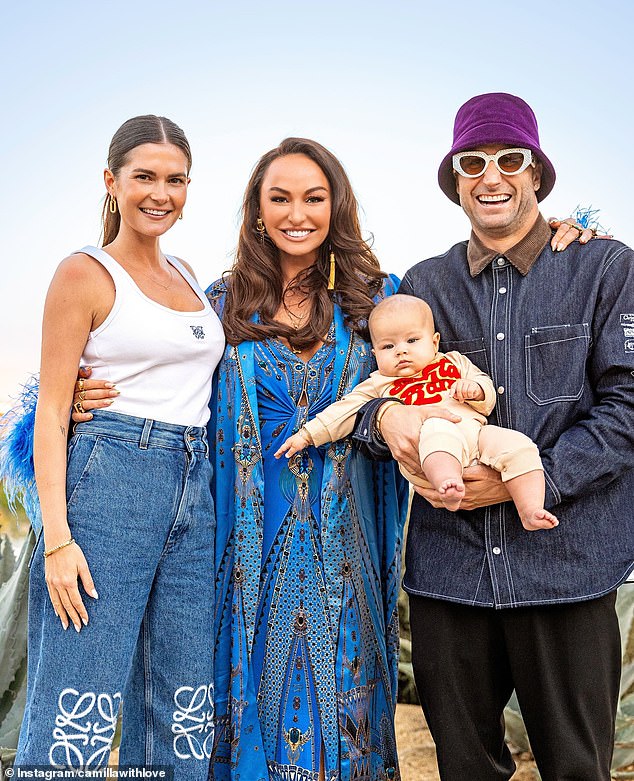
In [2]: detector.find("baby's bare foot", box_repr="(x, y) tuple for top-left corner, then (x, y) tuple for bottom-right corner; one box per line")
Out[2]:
(521, 508), (559, 531)
(439, 478), (465, 512)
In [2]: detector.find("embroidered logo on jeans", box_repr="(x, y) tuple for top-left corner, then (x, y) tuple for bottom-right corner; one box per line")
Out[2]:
(172, 684), (214, 759)
(49, 688), (121, 767)
(190, 326), (205, 339)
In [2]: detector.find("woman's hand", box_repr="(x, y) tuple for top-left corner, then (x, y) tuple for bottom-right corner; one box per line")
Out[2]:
(72, 366), (119, 422)
(548, 217), (612, 252)
(379, 404), (461, 478)
(44, 541), (98, 632)
(415, 463), (511, 510)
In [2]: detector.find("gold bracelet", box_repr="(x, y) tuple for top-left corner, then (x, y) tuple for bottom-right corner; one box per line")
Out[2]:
(298, 426), (314, 445)
(43, 537), (75, 558)
(375, 400), (403, 433)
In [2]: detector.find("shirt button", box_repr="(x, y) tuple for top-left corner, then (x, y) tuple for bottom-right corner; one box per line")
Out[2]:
(497, 258), (505, 266)
(496, 332), (505, 341)
(492, 546), (501, 555)
(499, 287), (507, 294)
(497, 386), (505, 394)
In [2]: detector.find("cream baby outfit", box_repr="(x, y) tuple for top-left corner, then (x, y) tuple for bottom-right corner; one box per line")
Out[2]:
(303, 351), (542, 487)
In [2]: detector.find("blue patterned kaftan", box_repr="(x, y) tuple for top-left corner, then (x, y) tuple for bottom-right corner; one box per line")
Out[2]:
(207, 278), (407, 781)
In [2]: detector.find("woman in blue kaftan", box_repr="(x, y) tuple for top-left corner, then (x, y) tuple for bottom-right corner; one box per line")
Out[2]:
(206, 138), (407, 781)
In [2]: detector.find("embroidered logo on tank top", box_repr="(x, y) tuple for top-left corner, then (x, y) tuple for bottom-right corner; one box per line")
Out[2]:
(190, 326), (205, 339)
(389, 356), (460, 405)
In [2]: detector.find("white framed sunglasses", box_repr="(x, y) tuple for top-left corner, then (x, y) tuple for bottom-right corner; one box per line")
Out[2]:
(452, 148), (535, 178)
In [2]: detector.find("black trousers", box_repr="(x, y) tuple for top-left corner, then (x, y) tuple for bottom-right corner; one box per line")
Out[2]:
(408, 592), (621, 781)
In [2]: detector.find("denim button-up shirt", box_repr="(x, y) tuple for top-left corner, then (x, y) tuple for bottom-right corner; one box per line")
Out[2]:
(400, 215), (634, 607)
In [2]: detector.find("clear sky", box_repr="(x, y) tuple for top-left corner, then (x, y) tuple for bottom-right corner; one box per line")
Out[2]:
(1, 0), (632, 405)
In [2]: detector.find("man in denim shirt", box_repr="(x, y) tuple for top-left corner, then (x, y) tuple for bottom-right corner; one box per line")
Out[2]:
(379, 93), (634, 779)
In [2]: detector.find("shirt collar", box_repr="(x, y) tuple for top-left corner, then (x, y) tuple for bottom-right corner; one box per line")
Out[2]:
(467, 213), (551, 277)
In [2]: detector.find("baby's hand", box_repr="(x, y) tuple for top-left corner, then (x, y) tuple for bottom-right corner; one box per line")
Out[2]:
(450, 379), (484, 403)
(274, 430), (312, 459)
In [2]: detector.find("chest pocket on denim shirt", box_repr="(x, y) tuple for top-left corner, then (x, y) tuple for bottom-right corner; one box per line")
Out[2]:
(440, 337), (490, 375)
(525, 323), (590, 404)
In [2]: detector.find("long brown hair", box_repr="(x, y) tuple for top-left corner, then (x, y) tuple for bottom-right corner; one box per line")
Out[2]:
(221, 138), (386, 347)
(102, 115), (192, 246)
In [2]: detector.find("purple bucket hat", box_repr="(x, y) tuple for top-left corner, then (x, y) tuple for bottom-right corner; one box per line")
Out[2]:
(438, 92), (556, 205)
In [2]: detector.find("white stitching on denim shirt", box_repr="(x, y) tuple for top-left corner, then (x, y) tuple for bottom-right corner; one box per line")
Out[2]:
(472, 556), (487, 605)
(599, 245), (628, 279)
(484, 506), (501, 604)
(499, 506), (516, 605)
(526, 335), (589, 347)
(543, 469), (561, 505)
(503, 271), (513, 425)
(524, 327), (590, 405)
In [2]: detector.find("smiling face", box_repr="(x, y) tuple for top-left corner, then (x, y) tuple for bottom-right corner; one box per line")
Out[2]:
(258, 153), (331, 271)
(105, 142), (190, 241)
(455, 144), (542, 247)
(370, 300), (440, 377)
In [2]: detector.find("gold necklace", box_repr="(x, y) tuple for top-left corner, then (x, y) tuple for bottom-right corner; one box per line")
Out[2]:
(133, 260), (174, 291)
(284, 305), (308, 331)
(278, 288), (311, 354)
(282, 303), (308, 354)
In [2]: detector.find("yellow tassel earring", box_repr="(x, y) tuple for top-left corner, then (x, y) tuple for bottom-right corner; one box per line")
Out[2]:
(328, 248), (336, 290)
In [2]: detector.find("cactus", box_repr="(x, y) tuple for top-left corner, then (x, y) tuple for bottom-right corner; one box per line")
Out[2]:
(0, 530), (33, 768)
(0, 538), (15, 591)
(614, 586), (634, 777)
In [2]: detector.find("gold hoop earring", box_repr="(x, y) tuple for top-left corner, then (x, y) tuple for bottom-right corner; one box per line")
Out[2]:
(109, 196), (117, 214)
(328, 248), (336, 290)
(256, 217), (266, 243)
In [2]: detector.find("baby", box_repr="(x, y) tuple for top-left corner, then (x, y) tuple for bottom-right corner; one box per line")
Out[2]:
(275, 294), (558, 531)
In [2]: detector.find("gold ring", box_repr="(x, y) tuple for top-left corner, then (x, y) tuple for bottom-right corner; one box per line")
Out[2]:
(78, 390), (86, 401)
(77, 378), (85, 392)
(73, 401), (85, 415)
(568, 223), (584, 233)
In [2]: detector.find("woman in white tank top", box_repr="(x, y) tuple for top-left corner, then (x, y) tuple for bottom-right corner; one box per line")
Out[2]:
(15, 116), (223, 778)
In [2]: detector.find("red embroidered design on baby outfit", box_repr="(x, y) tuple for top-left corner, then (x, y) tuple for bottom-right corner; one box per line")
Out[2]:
(389, 357), (460, 405)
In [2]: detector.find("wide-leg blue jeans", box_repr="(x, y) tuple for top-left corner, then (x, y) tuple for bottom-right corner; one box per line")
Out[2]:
(16, 411), (215, 779)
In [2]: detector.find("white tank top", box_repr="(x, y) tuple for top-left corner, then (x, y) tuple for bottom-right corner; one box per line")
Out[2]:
(77, 246), (224, 427)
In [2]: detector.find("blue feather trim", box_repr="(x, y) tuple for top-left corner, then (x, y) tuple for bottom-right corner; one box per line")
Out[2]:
(0, 375), (42, 534)
(573, 205), (609, 235)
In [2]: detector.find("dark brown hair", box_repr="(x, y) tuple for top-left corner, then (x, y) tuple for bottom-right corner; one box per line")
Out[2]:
(102, 115), (192, 246)
(221, 137), (386, 347)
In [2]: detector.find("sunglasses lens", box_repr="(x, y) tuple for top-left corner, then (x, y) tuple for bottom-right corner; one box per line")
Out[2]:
(459, 155), (486, 176)
(498, 152), (526, 173)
